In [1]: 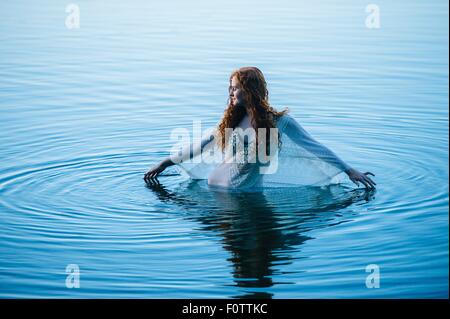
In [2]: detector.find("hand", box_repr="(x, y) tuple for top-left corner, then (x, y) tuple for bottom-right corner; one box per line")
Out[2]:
(144, 162), (167, 183)
(345, 168), (376, 190)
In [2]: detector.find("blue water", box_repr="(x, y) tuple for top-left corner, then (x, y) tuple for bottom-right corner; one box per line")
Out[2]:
(0, 0), (448, 298)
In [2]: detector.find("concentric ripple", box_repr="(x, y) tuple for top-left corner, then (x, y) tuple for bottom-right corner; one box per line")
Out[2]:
(0, 0), (448, 298)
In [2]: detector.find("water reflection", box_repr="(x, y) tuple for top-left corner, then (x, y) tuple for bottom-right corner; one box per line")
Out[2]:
(146, 179), (375, 298)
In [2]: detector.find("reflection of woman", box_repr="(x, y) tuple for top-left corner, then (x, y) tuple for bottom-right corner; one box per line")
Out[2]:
(145, 67), (376, 190)
(146, 179), (375, 298)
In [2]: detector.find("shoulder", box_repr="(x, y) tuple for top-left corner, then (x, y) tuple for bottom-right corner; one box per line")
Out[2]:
(272, 107), (291, 121)
(275, 113), (295, 130)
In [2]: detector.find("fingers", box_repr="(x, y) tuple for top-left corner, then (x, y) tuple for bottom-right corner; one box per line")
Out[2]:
(362, 176), (375, 189)
(360, 178), (370, 189)
(144, 171), (151, 182)
(145, 175), (159, 184)
(144, 169), (160, 183)
(352, 175), (376, 190)
(145, 176), (161, 186)
(364, 172), (376, 186)
(362, 172), (377, 189)
(351, 178), (360, 187)
(363, 173), (376, 188)
(366, 176), (376, 186)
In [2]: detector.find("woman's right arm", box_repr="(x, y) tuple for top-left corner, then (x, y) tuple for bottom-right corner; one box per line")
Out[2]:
(144, 157), (175, 182)
(144, 130), (216, 182)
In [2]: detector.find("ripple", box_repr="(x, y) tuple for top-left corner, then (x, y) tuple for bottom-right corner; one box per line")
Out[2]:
(0, 0), (448, 298)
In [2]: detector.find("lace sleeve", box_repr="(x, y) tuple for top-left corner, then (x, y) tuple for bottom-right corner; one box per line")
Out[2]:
(280, 114), (352, 172)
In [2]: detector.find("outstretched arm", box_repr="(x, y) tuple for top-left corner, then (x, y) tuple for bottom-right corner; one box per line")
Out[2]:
(281, 115), (376, 189)
(169, 130), (216, 164)
(282, 115), (351, 171)
(144, 130), (216, 182)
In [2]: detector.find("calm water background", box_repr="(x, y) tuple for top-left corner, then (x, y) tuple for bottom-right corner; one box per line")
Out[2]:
(0, 0), (448, 298)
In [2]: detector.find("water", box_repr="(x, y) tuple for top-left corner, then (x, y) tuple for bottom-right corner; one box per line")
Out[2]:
(0, 0), (448, 298)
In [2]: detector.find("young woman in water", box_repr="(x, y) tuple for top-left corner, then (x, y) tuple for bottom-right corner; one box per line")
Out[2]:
(144, 67), (376, 190)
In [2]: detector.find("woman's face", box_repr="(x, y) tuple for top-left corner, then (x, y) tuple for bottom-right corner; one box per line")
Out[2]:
(229, 76), (245, 108)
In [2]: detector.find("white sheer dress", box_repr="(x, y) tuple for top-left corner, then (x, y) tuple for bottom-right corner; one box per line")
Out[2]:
(170, 113), (352, 189)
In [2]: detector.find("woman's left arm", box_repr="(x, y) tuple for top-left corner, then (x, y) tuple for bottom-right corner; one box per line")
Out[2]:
(282, 115), (376, 189)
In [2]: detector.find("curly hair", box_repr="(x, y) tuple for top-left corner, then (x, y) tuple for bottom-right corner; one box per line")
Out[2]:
(217, 66), (289, 153)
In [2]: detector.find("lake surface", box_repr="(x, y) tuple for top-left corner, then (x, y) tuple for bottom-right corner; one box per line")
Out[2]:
(0, 0), (448, 298)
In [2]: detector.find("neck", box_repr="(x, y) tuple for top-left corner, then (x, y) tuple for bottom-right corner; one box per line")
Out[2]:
(244, 109), (255, 126)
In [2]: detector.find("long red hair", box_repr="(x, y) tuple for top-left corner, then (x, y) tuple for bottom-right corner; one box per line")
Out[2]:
(217, 67), (289, 151)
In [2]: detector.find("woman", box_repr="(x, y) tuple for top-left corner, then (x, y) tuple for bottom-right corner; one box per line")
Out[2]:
(144, 67), (376, 190)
